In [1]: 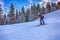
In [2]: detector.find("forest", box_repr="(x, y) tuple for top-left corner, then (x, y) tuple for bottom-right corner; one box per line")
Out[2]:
(0, 1), (60, 25)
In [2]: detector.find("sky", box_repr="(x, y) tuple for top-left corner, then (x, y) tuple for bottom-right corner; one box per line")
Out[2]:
(0, 0), (41, 13)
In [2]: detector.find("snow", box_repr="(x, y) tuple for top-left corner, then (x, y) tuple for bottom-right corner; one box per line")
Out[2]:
(0, 9), (60, 40)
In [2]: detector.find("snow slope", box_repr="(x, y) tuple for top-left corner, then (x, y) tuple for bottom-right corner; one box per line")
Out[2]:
(0, 9), (60, 40)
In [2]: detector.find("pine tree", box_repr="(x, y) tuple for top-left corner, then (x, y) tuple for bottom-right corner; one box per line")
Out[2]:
(16, 9), (19, 23)
(16, 10), (19, 19)
(18, 11), (21, 23)
(31, 4), (37, 20)
(51, 2), (57, 11)
(0, 4), (3, 25)
(0, 4), (2, 14)
(19, 11), (21, 16)
(1, 17), (4, 25)
(46, 2), (51, 13)
(41, 7), (46, 14)
(21, 7), (25, 14)
(37, 4), (40, 13)
(3, 14), (6, 25)
(25, 8), (30, 22)
(57, 1), (60, 9)
(20, 7), (26, 22)
(8, 3), (16, 24)
(33, 4), (37, 13)
(0, 14), (6, 25)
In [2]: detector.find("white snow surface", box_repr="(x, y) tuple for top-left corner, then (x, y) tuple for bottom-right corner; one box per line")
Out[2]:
(0, 9), (60, 40)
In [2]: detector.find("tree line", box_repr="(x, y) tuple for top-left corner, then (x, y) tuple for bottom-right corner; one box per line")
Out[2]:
(0, 1), (60, 25)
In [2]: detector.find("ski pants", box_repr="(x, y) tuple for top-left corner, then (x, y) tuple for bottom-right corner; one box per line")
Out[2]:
(40, 18), (45, 25)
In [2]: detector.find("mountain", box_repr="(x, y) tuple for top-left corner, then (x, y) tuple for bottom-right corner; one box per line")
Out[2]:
(0, 9), (60, 40)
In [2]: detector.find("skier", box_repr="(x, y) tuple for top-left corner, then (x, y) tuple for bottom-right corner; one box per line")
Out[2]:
(39, 13), (45, 25)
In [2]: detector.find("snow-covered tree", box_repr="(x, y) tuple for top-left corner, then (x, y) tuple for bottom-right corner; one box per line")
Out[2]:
(0, 3), (4, 25)
(20, 7), (26, 22)
(57, 1), (60, 9)
(51, 3), (57, 11)
(8, 3), (16, 24)
(46, 2), (51, 13)
(31, 4), (38, 20)
(41, 7), (46, 14)
(18, 11), (21, 23)
(16, 9), (19, 23)
(0, 4), (3, 14)
(37, 4), (40, 13)
(25, 8), (30, 22)
(3, 14), (6, 25)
